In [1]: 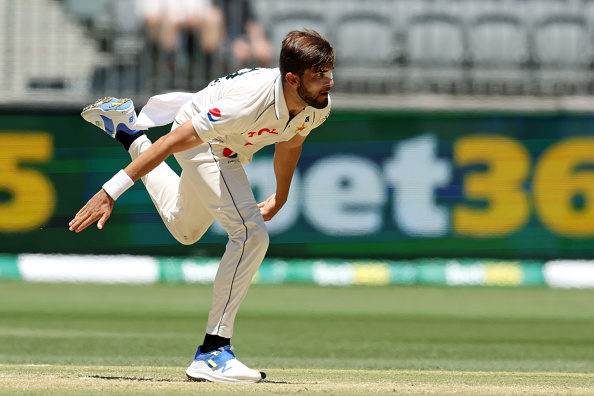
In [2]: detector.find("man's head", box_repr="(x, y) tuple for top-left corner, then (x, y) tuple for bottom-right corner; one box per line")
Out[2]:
(280, 30), (335, 109)
(280, 30), (335, 80)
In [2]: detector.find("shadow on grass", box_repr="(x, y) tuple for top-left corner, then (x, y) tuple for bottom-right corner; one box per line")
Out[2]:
(84, 375), (183, 383)
(84, 375), (293, 384)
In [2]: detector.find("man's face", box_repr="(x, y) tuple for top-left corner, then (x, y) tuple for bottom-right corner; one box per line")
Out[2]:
(297, 68), (334, 109)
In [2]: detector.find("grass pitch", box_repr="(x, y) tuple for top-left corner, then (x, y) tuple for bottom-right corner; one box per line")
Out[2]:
(1, 282), (594, 394)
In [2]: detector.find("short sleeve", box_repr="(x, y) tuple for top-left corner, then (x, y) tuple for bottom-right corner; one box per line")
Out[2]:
(191, 95), (255, 143)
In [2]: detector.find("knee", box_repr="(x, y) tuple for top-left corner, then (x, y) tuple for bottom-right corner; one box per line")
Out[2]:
(228, 221), (269, 249)
(171, 226), (209, 246)
(175, 235), (198, 245)
(172, 233), (198, 245)
(248, 222), (269, 249)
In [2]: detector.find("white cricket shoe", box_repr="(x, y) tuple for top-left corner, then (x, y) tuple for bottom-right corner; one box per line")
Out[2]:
(186, 345), (265, 383)
(81, 97), (138, 138)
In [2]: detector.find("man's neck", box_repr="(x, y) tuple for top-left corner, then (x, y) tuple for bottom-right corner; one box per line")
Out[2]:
(282, 81), (306, 117)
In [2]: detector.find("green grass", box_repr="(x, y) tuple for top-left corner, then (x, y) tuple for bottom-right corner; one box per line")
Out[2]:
(1, 282), (594, 394)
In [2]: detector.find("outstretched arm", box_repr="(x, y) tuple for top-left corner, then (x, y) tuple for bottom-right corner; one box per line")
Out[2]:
(122, 120), (203, 182)
(69, 120), (203, 232)
(258, 133), (306, 221)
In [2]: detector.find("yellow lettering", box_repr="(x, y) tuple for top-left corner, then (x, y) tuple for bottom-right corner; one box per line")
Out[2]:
(0, 133), (55, 232)
(533, 138), (594, 236)
(454, 135), (530, 236)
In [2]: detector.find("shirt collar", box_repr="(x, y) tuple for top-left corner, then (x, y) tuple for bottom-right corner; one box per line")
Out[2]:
(274, 74), (290, 121)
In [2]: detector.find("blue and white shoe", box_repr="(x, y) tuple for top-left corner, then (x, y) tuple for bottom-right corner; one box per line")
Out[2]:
(81, 97), (138, 138)
(186, 345), (265, 383)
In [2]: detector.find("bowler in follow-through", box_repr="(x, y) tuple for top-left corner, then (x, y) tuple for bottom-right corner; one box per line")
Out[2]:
(69, 29), (335, 383)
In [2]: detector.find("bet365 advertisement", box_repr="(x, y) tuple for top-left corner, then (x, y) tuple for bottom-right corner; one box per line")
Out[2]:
(2, 109), (594, 259)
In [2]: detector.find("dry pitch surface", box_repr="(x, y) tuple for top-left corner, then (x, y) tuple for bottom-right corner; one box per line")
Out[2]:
(2, 365), (594, 395)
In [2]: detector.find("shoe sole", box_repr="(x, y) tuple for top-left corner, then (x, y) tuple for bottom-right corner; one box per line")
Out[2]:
(185, 371), (266, 383)
(81, 98), (136, 137)
(81, 99), (134, 117)
(81, 97), (114, 112)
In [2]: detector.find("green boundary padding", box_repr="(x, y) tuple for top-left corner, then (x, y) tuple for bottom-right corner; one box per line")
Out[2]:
(521, 262), (547, 286)
(158, 257), (186, 284)
(0, 255), (21, 281)
(0, 254), (549, 287)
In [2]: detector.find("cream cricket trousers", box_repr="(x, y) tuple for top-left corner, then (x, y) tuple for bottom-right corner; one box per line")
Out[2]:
(128, 132), (269, 339)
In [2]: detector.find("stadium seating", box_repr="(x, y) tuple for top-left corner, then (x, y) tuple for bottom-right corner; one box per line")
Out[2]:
(2, 0), (594, 103)
(467, 13), (531, 94)
(533, 14), (593, 94)
(268, 12), (329, 59)
(0, 0), (98, 105)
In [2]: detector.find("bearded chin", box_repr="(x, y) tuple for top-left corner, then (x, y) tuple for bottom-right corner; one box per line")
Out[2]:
(298, 85), (328, 109)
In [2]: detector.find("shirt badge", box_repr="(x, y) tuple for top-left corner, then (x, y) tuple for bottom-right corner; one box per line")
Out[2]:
(295, 123), (307, 133)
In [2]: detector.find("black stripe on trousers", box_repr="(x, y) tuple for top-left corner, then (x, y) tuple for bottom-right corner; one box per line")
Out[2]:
(208, 143), (248, 336)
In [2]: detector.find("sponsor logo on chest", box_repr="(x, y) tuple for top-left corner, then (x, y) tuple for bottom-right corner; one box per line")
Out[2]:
(243, 127), (281, 146)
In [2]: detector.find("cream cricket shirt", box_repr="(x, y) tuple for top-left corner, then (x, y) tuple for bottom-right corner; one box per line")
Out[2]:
(190, 67), (331, 164)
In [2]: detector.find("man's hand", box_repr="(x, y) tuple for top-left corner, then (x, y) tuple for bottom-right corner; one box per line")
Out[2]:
(258, 193), (286, 221)
(69, 189), (114, 232)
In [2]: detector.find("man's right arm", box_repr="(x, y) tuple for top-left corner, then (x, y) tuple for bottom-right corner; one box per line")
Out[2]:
(69, 120), (203, 232)
(123, 120), (203, 181)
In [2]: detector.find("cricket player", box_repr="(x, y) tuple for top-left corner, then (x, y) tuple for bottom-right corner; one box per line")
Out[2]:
(69, 30), (334, 383)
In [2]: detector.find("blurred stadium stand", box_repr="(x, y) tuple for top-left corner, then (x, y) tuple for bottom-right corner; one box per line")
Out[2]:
(2, 0), (594, 108)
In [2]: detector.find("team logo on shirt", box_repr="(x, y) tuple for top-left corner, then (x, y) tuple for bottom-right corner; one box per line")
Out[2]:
(207, 108), (222, 122)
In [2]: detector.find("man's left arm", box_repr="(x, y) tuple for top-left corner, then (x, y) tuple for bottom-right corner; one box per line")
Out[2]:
(258, 133), (307, 221)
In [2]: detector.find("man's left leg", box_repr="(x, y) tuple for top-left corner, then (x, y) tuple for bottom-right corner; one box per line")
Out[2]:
(176, 143), (269, 383)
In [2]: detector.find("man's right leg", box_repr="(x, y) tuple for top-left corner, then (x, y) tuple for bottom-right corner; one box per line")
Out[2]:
(82, 97), (214, 244)
(83, 98), (263, 382)
(128, 135), (215, 244)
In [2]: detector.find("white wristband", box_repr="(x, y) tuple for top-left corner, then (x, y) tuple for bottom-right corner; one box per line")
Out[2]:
(102, 169), (134, 200)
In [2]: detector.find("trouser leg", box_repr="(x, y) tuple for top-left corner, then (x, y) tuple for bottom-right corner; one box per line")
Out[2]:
(130, 131), (268, 339)
(128, 134), (214, 244)
(174, 143), (269, 339)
